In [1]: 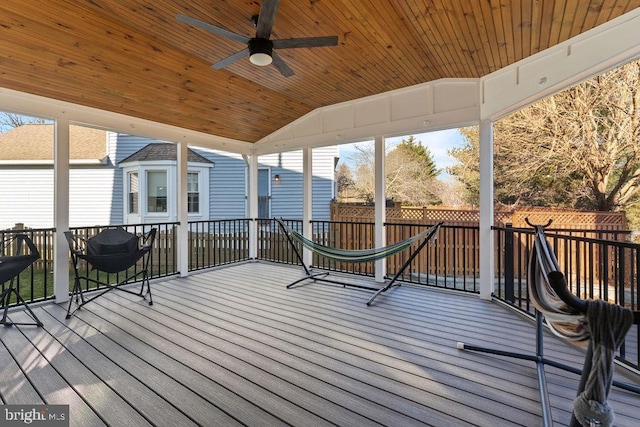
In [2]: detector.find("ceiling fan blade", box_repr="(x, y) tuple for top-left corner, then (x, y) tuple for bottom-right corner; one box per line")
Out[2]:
(255, 0), (280, 39)
(271, 51), (294, 77)
(272, 36), (339, 49)
(177, 14), (249, 44)
(211, 49), (249, 69)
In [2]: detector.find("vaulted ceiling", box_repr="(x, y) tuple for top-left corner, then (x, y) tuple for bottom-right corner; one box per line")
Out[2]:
(1, 1), (639, 144)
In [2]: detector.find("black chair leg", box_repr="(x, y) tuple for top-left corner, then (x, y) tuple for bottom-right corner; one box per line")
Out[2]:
(0, 285), (43, 327)
(141, 271), (152, 305)
(66, 276), (85, 319)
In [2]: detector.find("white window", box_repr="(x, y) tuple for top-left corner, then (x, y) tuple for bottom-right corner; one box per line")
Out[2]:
(147, 171), (167, 213)
(128, 172), (139, 214)
(187, 172), (199, 213)
(121, 156), (210, 224)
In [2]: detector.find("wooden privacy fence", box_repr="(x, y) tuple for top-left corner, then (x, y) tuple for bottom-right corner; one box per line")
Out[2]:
(308, 220), (479, 287)
(331, 204), (512, 226)
(330, 204), (630, 283)
(2, 224), (54, 271)
(331, 203), (627, 231)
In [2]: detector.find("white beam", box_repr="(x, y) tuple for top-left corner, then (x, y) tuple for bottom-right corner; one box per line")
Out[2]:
(479, 120), (494, 300)
(0, 87), (253, 155)
(255, 79), (479, 155)
(53, 119), (70, 303)
(246, 153), (259, 259)
(481, 7), (640, 121)
(374, 136), (386, 282)
(177, 142), (189, 277)
(302, 147), (313, 266)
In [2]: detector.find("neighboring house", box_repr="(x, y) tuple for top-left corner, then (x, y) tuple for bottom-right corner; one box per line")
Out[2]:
(0, 124), (338, 229)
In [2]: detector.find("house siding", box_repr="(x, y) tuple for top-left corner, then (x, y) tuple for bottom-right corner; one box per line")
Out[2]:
(259, 147), (338, 220)
(0, 166), (117, 229)
(0, 131), (338, 229)
(201, 149), (247, 219)
(69, 167), (118, 227)
(0, 168), (54, 229)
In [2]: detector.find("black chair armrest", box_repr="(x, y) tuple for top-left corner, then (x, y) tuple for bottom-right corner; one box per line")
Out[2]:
(141, 228), (157, 249)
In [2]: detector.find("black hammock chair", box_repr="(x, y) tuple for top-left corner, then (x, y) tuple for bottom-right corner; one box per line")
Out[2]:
(458, 220), (639, 427)
(0, 234), (43, 327)
(65, 227), (156, 319)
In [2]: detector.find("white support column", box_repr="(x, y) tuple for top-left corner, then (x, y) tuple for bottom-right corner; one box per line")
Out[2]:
(247, 152), (259, 259)
(177, 142), (189, 277)
(374, 135), (386, 282)
(53, 118), (70, 303)
(302, 147), (313, 266)
(479, 119), (495, 300)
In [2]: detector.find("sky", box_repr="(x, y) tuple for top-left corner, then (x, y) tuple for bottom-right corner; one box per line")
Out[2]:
(337, 128), (466, 181)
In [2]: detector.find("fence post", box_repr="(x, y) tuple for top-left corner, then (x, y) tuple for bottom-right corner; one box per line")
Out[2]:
(504, 223), (515, 303)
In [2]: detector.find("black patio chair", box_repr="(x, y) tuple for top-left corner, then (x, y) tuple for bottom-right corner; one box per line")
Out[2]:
(0, 234), (43, 327)
(65, 227), (157, 319)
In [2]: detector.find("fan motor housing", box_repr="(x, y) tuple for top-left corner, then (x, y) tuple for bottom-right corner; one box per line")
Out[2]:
(249, 38), (273, 65)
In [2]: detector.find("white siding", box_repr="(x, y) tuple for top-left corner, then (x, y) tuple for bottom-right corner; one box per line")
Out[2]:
(0, 168), (54, 229)
(69, 168), (118, 227)
(0, 167), (117, 229)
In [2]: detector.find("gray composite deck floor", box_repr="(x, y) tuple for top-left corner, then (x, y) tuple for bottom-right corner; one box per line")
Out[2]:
(1, 261), (639, 426)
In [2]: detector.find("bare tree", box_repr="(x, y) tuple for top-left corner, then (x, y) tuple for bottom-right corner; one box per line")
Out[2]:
(350, 138), (441, 205)
(336, 163), (356, 201)
(0, 112), (48, 133)
(449, 58), (640, 212)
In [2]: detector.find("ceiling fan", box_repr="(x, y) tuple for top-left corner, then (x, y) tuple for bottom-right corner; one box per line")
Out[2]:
(177, 0), (338, 77)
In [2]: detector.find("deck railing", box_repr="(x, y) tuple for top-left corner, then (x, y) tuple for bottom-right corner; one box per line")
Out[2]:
(188, 219), (251, 270)
(307, 220), (480, 292)
(1, 227), (55, 304)
(1, 222), (178, 305)
(493, 224), (638, 370)
(4, 218), (638, 369)
(68, 222), (179, 294)
(258, 219), (479, 293)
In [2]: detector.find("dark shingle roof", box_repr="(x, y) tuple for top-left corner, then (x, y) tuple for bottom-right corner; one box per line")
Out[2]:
(119, 143), (213, 164)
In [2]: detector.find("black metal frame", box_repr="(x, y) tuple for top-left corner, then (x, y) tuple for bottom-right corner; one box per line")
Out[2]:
(277, 219), (442, 306)
(65, 228), (157, 319)
(458, 223), (640, 427)
(0, 234), (43, 327)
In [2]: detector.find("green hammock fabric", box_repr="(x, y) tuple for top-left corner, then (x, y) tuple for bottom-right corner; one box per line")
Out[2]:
(278, 219), (441, 263)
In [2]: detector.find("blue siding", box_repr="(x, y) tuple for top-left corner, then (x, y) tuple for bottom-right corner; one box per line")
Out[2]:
(259, 147), (338, 220)
(194, 149), (247, 219)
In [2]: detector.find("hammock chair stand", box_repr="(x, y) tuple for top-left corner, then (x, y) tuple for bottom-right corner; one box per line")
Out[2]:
(65, 227), (157, 319)
(457, 221), (640, 427)
(277, 219), (442, 306)
(0, 234), (43, 327)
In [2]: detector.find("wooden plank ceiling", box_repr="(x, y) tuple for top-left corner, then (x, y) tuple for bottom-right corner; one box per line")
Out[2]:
(1, 1), (639, 143)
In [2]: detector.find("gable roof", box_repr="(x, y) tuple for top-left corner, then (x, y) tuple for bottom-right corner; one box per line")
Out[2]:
(119, 143), (213, 165)
(0, 124), (107, 161)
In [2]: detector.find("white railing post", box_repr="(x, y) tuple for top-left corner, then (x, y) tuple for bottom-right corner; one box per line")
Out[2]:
(177, 141), (189, 277)
(479, 119), (495, 300)
(302, 147), (313, 266)
(247, 152), (258, 260)
(374, 135), (386, 283)
(53, 118), (70, 303)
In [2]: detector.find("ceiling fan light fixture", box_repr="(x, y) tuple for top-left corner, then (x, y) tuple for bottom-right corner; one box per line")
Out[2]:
(249, 38), (273, 66)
